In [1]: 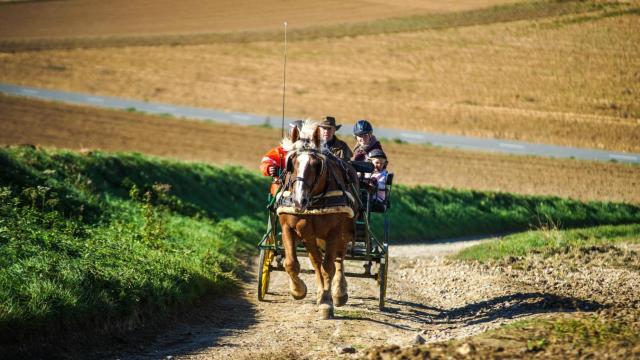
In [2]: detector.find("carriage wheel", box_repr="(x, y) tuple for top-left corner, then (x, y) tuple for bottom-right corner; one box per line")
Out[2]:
(257, 248), (274, 301)
(378, 244), (389, 310)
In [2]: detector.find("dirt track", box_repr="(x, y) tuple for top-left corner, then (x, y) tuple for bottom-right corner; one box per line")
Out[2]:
(103, 238), (638, 359)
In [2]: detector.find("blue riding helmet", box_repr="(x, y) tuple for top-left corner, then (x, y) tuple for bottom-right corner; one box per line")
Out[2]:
(353, 119), (373, 136)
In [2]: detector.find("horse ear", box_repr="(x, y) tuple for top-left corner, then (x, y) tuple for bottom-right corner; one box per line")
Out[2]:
(290, 126), (300, 143)
(286, 153), (295, 173)
(312, 126), (321, 149)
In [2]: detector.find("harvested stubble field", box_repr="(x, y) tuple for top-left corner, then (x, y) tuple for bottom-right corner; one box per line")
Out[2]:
(1, 94), (638, 204)
(0, 0), (639, 153)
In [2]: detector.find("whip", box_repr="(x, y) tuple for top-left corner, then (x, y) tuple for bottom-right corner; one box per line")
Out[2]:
(281, 21), (288, 140)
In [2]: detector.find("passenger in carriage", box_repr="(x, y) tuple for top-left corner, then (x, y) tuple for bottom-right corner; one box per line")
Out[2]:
(366, 149), (389, 203)
(260, 120), (304, 195)
(352, 119), (384, 162)
(318, 116), (353, 161)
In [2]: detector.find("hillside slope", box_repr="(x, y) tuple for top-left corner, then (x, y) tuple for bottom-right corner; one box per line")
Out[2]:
(1, 146), (639, 353)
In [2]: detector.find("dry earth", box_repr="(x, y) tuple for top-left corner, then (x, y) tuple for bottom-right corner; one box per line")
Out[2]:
(1, 95), (639, 204)
(95, 238), (639, 359)
(1, 2), (638, 152)
(0, 0), (517, 39)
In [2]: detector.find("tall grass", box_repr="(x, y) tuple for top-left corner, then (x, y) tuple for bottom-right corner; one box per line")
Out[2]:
(0, 147), (267, 343)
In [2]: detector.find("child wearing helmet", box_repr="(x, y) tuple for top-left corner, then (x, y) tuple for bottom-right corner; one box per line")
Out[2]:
(366, 148), (389, 202)
(352, 119), (384, 161)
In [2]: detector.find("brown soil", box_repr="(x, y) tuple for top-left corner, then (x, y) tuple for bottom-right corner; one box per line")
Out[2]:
(362, 244), (640, 360)
(1, 94), (639, 204)
(0, 0), (516, 39)
(363, 310), (640, 359)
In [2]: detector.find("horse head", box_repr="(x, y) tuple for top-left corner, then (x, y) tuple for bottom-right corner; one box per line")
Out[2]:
(283, 121), (326, 211)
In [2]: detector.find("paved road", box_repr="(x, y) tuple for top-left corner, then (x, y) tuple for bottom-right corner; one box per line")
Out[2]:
(1, 83), (639, 164)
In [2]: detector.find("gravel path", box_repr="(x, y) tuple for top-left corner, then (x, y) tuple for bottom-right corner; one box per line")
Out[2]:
(111, 238), (638, 359)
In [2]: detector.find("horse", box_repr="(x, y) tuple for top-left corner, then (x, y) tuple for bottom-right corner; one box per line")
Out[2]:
(276, 121), (358, 319)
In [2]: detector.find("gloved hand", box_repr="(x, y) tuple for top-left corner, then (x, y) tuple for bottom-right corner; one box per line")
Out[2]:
(354, 149), (367, 161)
(268, 165), (278, 177)
(367, 178), (378, 192)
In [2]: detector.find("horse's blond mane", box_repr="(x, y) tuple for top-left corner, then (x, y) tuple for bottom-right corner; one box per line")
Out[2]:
(282, 119), (320, 152)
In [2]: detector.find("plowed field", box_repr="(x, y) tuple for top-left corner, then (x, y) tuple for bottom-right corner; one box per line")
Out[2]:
(1, 94), (638, 204)
(0, 0), (517, 39)
(1, 1), (638, 153)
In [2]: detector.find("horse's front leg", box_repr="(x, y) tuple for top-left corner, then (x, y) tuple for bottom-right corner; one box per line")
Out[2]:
(318, 238), (338, 319)
(282, 224), (307, 300)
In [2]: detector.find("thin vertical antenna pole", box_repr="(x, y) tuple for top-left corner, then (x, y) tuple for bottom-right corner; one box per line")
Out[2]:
(281, 21), (288, 139)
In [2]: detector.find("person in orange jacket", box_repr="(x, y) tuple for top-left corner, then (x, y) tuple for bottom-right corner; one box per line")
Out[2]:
(260, 120), (303, 195)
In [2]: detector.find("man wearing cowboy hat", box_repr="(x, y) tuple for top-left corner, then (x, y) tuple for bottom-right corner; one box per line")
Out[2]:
(319, 116), (353, 162)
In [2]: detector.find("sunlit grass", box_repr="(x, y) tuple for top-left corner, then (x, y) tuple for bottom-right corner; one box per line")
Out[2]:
(454, 223), (640, 262)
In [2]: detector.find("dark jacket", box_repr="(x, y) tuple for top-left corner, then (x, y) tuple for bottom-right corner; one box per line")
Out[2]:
(352, 136), (383, 161)
(325, 136), (353, 162)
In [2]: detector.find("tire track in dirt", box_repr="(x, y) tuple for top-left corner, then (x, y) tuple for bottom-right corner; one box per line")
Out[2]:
(108, 238), (583, 359)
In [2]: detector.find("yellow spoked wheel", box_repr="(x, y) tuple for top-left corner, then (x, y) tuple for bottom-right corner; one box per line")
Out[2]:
(258, 248), (275, 301)
(378, 244), (389, 310)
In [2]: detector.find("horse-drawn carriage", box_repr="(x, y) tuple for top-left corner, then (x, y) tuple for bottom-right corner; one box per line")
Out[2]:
(257, 129), (394, 312)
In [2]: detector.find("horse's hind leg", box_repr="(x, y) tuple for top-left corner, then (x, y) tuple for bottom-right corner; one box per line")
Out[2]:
(304, 239), (327, 306)
(332, 225), (349, 307)
(332, 255), (348, 307)
(282, 225), (307, 300)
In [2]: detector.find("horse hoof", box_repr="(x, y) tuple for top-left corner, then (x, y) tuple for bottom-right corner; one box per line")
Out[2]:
(317, 304), (334, 320)
(291, 281), (307, 300)
(333, 293), (349, 307)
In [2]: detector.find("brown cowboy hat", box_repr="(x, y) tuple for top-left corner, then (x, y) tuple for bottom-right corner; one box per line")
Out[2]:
(318, 116), (342, 130)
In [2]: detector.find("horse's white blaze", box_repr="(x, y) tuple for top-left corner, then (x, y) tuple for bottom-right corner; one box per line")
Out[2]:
(294, 153), (310, 207)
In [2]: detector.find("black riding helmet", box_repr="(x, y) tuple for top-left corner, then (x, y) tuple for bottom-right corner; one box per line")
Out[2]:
(368, 149), (387, 159)
(353, 119), (373, 136)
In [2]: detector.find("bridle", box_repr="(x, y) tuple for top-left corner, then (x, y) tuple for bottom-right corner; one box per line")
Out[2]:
(286, 149), (328, 201)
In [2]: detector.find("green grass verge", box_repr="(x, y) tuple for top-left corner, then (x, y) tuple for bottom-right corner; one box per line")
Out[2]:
(454, 223), (640, 263)
(1, 146), (639, 343)
(0, 146), (267, 343)
(1, 0), (632, 51)
(375, 186), (640, 243)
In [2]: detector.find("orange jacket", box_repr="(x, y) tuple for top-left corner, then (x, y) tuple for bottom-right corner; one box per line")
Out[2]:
(260, 145), (287, 177)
